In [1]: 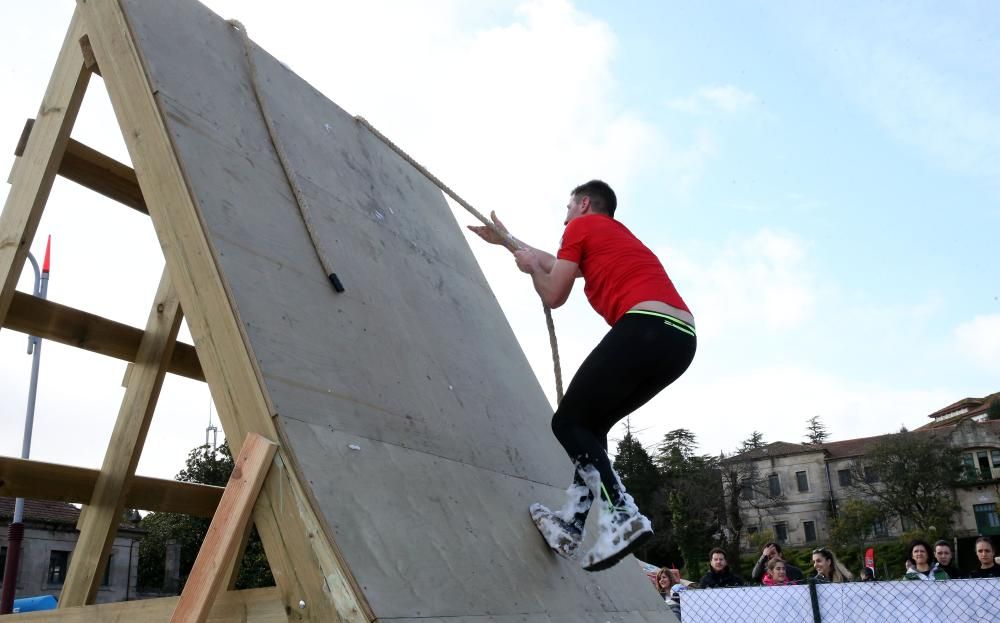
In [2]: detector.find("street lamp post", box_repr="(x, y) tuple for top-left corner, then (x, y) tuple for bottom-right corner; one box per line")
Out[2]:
(0, 238), (50, 615)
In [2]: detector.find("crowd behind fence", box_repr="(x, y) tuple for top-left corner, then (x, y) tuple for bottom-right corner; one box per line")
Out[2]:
(679, 577), (1000, 623)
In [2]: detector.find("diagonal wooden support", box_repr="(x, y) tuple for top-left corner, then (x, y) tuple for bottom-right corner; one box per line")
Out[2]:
(169, 433), (278, 623)
(59, 267), (183, 607)
(0, 9), (90, 329)
(79, 2), (372, 620)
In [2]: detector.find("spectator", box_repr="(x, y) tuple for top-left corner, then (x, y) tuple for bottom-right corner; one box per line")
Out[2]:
(970, 536), (1000, 578)
(699, 548), (744, 588)
(903, 539), (948, 580)
(811, 547), (853, 583)
(762, 558), (793, 586)
(750, 542), (805, 584)
(933, 539), (967, 579)
(654, 567), (676, 601)
(859, 567), (875, 582)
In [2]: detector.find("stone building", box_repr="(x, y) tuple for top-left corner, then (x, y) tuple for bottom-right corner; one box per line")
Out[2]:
(0, 498), (144, 604)
(725, 392), (1000, 561)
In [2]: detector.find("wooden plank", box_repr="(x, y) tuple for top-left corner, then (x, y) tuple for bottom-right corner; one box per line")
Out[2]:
(81, 1), (374, 621)
(169, 433), (277, 623)
(0, 9), (90, 331)
(60, 268), (183, 607)
(5, 587), (284, 623)
(15, 118), (146, 213)
(3, 290), (203, 381)
(0, 455), (222, 517)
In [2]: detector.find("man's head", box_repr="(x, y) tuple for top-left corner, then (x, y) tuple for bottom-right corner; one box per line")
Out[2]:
(708, 547), (727, 572)
(568, 180), (617, 222)
(934, 540), (953, 566)
(763, 541), (783, 560)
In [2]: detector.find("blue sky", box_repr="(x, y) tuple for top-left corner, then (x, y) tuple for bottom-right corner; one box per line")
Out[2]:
(0, 1), (997, 478)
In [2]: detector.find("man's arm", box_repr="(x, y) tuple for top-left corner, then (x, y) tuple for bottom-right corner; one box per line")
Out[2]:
(750, 555), (768, 582)
(515, 250), (578, 309)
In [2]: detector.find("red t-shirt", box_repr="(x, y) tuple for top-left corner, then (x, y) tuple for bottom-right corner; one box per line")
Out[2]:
(556, 214), (689, 325)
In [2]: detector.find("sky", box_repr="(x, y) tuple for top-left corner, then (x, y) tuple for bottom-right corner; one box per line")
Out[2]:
(0, 1), (998, 483)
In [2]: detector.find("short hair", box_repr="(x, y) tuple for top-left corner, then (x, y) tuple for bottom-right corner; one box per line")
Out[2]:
(933, 540), (952, 552)
(572, 180), (617, 217)
(908, 539), (931, 557)
(765, 541), (783, 555)
(708, 547), (727, 560)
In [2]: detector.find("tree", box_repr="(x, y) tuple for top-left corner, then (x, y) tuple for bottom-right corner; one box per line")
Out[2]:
(829, 498), (883, 559)
(137, 442), (274, 591)
(612, 420), (662, 561)
(612, 421), (660, 517)
(655, 428), (698, 472)
(739, 431), (766, 453)
(804, 415), (829, 445)
(849, 431), (962, 533)
(988, 399), (1000, 421)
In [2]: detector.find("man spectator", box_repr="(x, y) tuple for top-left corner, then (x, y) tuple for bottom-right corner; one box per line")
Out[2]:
(750, 542), (805, 584)
(933, 540), (967, 579)
(699, 548), (744, 588)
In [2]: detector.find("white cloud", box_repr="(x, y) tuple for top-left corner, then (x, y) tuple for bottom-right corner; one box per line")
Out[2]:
(660, 229), (816, 339)
(667, 85), (759, 114)
(955, 314), (1000, 373)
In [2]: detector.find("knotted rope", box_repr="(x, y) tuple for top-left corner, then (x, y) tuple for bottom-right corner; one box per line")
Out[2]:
(229, 21), (564, 403)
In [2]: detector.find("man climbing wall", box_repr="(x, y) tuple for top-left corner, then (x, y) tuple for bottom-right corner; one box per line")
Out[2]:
(468, 179), (696, 571)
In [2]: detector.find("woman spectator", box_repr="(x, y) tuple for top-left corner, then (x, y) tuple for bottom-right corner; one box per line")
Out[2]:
(970, 536), (1000, 578)
(933, 539), (966, 579)
(811, 547), (853, 583)
(699, 548), (744, 588)
(762, 558), (793, 586)
(903, 539), (948, 580)
(654, 567), (676, 601)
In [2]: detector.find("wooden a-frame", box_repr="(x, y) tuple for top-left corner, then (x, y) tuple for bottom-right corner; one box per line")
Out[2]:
(0, 2), (371, 621)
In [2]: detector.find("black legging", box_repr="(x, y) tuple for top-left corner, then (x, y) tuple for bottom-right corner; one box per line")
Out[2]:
(551, 311), (696, 510)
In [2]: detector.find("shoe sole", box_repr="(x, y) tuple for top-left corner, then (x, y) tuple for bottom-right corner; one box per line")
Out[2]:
(582, 528), (652, 572)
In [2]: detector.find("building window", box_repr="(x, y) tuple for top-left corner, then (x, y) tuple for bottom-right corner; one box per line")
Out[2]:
(872, 518), (888, 537)
(974, 503), (1000, 535)
(837, 469), (851, 487)
(977, 451), (992, 481)
(963, 454), (978, 480)
(900, 515), (917, 533)
(101, 556), (112, 587)
(774, 522), (788, 543)
(803, 521), (817, 543)
(746, 525), (759, 536)
(864, 467), (879, 484)
(992, 450), (1000, 468)
(796, 471), (809, 492)
(741, 480), (755, 500)
(768, 474), (781, 497)
(47, 550), (70, 585)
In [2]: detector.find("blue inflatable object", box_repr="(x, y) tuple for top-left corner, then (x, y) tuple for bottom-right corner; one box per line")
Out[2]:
(12, 594), (57, 613)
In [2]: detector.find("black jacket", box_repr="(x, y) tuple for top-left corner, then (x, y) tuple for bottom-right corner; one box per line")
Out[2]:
(699, 568), (744, 588)
(971, 564), (1000, 578)
(936, 563), (967, 579)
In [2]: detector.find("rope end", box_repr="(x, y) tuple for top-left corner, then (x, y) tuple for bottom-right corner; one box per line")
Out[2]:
(329, 273), (345, 293)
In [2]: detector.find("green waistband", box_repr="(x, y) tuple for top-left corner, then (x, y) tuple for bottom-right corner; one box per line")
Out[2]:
(625, 309), (696, 336)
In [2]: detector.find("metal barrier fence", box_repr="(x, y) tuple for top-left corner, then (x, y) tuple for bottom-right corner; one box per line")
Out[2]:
(680, 577), (1000, 623)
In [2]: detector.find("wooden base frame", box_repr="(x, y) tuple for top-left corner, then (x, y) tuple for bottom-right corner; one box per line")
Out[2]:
(0, 2), (371, 621)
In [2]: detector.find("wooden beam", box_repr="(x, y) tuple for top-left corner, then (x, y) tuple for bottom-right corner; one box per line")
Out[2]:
(0, 9), (90, 333)
(61, 269), (183, 607)
(4, 290), (203, 381)
(82, 1), (373, 620)
(4, 587), (284, 622)
(15, 118), (146, 213)
(170, 433), (278, 623)
(0, 455), (222, 517)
